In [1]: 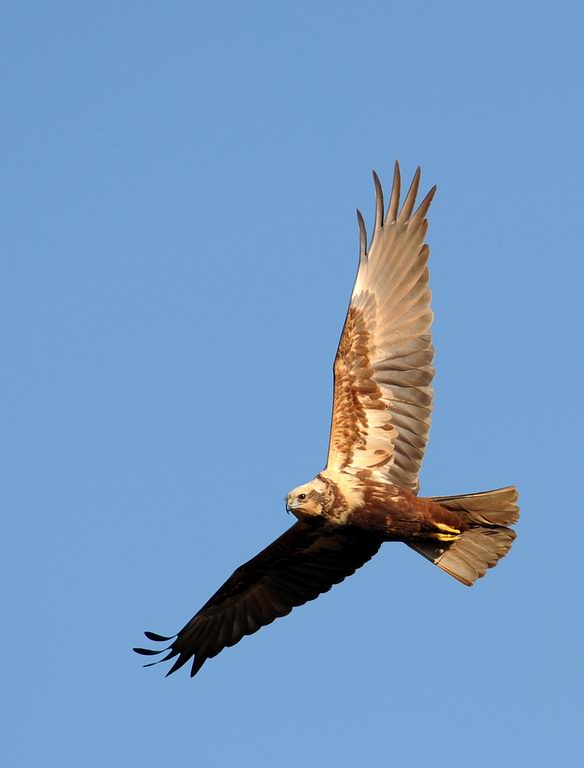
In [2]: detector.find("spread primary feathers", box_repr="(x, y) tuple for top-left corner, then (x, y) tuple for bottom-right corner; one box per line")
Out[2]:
(134, 162), (519, 679)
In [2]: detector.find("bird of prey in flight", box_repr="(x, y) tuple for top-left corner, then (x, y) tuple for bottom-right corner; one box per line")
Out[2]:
(134, 162), (519, 679)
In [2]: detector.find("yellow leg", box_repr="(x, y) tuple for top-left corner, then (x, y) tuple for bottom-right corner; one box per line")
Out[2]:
(433, 522), (461, 542)
(434, 532), (461, 542)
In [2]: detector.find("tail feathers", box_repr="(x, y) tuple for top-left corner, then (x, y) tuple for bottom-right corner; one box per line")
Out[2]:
(408, 526), (516, 586)
(408, 486), (519, 586)
(430, 485), (519, 527)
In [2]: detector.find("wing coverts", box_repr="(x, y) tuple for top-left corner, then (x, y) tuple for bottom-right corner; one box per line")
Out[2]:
(327, 163), (436, 493)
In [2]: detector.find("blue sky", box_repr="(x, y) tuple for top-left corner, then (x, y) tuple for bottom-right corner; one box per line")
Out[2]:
(2, 1), (582, 765)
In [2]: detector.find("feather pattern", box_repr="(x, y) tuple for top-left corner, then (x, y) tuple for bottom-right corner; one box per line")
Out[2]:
(326, 162), (437, 492)
(134, 521), (380, 677)
(134, 160), (519, 681)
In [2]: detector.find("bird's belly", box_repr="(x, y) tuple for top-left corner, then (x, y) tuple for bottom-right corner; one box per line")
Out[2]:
(346, 490), (448, 540)
(348, 513), (412, 539)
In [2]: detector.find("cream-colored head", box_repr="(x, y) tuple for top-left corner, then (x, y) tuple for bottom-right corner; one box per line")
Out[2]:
(285, 477), (328, 520)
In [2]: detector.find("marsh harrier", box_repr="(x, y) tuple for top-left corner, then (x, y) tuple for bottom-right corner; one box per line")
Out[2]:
(134, 162), (519, 678)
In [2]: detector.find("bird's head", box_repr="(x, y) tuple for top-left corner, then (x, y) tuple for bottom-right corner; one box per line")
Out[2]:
(285, 478), (328, 520)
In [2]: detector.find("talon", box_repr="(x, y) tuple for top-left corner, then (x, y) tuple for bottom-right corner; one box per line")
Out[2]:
(432, 522), (461, 542)
(434, 522), (461, 535)
(434, 532), (461, 542)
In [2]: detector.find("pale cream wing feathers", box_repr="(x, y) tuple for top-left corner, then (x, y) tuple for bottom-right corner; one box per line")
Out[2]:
(326, 163), (436, 492)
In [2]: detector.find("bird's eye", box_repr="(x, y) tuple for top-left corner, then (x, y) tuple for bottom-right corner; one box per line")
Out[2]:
(298, 493), (306, 501)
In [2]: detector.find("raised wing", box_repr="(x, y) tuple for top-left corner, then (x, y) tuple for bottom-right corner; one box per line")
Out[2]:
(134, 521), (381, 678)
(326, 162), (436, 492)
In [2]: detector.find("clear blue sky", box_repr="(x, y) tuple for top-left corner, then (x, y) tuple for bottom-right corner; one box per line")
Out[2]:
(2, 1), (582, 765)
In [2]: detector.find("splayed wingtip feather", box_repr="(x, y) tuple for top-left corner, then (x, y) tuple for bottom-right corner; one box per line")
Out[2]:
(356, 208), (367, 259)
(372, 169), (384, 232)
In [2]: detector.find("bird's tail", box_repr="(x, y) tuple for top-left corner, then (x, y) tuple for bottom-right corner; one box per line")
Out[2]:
(408, 486), (519, 586)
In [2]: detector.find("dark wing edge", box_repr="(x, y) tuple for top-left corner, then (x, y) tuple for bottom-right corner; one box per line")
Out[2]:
(133, 521), (381, 679)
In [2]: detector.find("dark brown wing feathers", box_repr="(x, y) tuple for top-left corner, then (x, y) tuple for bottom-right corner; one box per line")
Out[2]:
(134, 521), (381, 677)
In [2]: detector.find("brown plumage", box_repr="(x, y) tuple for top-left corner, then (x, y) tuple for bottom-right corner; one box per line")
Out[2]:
(134, 162), (519, 678)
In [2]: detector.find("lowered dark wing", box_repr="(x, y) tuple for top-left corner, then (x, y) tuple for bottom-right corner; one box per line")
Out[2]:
(134, 520), (381, 678)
